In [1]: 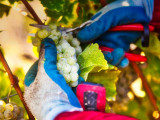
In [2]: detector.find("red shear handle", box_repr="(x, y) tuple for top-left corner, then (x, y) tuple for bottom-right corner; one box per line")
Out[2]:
(109, 24), (154, 32)
(99, 46), (147, 62)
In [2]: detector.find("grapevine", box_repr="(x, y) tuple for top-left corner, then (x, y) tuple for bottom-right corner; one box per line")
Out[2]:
(32, 24), (82, 87)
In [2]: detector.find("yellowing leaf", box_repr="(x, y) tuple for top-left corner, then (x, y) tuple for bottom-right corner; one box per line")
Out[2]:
(87, 70), (120, 100)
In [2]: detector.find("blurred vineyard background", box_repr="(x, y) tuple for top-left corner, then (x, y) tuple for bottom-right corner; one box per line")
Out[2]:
(0, 0), (160, 120)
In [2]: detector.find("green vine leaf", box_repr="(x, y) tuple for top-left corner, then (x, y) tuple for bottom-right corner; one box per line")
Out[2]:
(40, 0), (65, 11)
(8, 0), (19, 4)
(0, 3), (11, 17)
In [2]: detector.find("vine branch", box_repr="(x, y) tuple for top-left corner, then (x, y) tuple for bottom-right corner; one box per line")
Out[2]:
(0, 93), (18, 100)
(21, 0), (43, 25)
(131, 62), (160, 119)
(0, 49), (34, 120)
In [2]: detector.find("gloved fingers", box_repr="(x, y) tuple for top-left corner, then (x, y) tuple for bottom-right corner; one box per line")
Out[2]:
(103, 51), (113, 63)
(103, 48), (128, 67)
(77, 3), (149, 43)
(77, 0), (125, 42)
(111, 48), (125, 66)
(24, 61), (38, 87)
(95, 31), (141, 51)
(39, 38), (82, 108)
(41, 38), (57, 66)
(39, 38), (66, 83)
(118, 58), (129, 68)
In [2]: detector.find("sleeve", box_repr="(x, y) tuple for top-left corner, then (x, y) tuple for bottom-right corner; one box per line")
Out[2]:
(55, 111), (138, 120)
(150, 0), (160, 32)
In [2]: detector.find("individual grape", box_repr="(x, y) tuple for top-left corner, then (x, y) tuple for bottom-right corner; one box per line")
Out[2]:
(61, 63), (71, 73)
(62, 32), (70, 41)
(56, 31), (61, 39)
(117, 85), (126, 96)
(61, 42), (71, 52)
(63, 47), (75, 57)
(0, 100), (6, 107)
(37, 29), (49, 39)
(4, 109), (13, 119)
(57, 53), (63, 61)
(75, 46), (82, 55)
(5, 103), (14, 112)
(0, 112), (4, 119)
(70, 63), (79, 73)
(68, 33), (73, 42)
(51, 30), (61, 38)
(63, 74), (71, 83)
(49, 35), (59, 45)
(56, 45), (62, 53)
(49, 23), (57, 30)
(119, 77), (127, 85)
(58, 58), (67, 65)
(12, 111), (18, 120)
(70, 72), (78, 82)
(71, 38), (80, 47)
(57, 62), (62, 71)
(32, 37), (41, 47)
(0, 105), (5, 113)
(70, 81), (78, 87)
(59, 39), (68, 45)
(17, 107), (24, 120)
(13, 105), (20, 115)
(67, 56), (77, 65)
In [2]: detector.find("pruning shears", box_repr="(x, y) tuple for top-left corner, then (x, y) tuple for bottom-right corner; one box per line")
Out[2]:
(30, 20), (154, 62)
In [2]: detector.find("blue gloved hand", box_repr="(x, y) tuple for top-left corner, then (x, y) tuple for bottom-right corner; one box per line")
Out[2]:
(77, 0), (153, 67)
(24, 38), (82, 120)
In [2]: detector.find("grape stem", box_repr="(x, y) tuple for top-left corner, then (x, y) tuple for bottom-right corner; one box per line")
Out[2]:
(0, 68), (6, 73)
(131, 62), (160, 119)
(0, 49), (35, 120)
(7, 85), (13, 103)
(0, 93), (18, 100)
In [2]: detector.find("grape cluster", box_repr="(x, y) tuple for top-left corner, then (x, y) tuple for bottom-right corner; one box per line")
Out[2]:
(0, 101), (24, 120)
(110, 64), (138, 112)
(32, 24), (82, 87)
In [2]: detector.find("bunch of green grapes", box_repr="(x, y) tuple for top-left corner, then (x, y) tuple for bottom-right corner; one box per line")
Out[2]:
(110, 64), (138, 112)
(0, 100), (24, 120)
(32, 24), (82, 87)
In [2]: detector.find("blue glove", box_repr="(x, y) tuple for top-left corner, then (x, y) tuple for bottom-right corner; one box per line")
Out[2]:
(24, 38), (82, 120)
(77, 0), (153, 67)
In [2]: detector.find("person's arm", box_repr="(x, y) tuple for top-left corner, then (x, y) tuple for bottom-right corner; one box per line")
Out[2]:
(55, 111), (137, 120)
(77, 0), (154, 68)
(150, 0), (160, 32)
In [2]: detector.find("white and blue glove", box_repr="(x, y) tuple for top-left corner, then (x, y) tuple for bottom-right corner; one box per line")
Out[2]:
(24, 38), (83, 120)
(77, 0), (153, 67)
